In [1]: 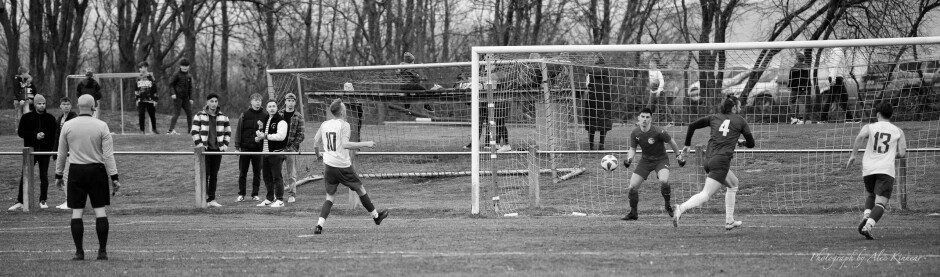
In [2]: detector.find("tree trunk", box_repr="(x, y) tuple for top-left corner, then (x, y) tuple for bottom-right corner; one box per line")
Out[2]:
(29, 0), (45, 94)
(183, 0), (197, 99)
(0, 0), (21, 105)
(220, 0), (229, 92)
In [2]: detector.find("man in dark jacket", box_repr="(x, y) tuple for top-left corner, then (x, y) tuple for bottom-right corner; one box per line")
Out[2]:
(53, 97), (79, 210)
(135, 61), (158, 134)
(168, 58), (195, 134)
(788, 53), (812, 124)
(76, 69), (102, 118)
(9, 95), (58, 211)
(233, 93), (266, 201)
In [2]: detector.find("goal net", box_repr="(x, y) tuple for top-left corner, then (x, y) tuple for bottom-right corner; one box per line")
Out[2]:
(472, 37), (940, 216)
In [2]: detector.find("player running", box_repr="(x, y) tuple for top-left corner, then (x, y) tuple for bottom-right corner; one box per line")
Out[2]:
(622, 108), (683, 220)
(846, 102), (906, 240)
(311, 98), (388, 235)
(673, 95), (755, 230)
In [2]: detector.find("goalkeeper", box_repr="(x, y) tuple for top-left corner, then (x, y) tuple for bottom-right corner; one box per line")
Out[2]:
(621, 108), (683, 220)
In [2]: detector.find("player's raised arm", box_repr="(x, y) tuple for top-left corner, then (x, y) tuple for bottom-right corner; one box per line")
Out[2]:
(340, 122), (375, 149)
(683, 116), (710, 154)
(846, 124), (871, 167)
(740, 121), (756, 149)
(896, 129), (907, 158)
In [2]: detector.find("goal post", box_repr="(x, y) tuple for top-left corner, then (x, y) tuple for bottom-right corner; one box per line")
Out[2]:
(66, 72), (144, 135)
(471, 37), (940, 215)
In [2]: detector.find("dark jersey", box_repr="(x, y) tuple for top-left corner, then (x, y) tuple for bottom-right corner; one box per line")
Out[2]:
(685, 114), (754, 158)
(630, 125), (672, 161)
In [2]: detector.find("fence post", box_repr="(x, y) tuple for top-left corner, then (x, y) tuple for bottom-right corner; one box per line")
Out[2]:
(22, 147), (36, 212)
(528, 145), (540, 209)
(695, 145), (705, 192)
(194, 147), (207, 208)
(898, 156), (908, 210)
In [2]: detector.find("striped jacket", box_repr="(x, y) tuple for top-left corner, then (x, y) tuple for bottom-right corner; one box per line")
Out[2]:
(190, 106), (232, 148)
(278, 108), (305, 152)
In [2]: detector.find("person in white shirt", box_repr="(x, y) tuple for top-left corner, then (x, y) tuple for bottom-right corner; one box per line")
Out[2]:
(846, 102), (907, 240)
(646, 60), (672, 125)
(310, 98), (388, 235)
(255, 100), (288, 208)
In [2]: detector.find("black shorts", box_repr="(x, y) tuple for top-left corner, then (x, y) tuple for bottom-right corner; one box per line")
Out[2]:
(703, 155), (732, 182)
(324, 165), (363, 195)
(864, 174), (895, 198)
(67, 163), (110, 209)
(634, 159), (669, 180)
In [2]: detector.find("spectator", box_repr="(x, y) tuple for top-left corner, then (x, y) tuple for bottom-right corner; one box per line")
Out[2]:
(134, 61), (158, 134)
(8, 94), (57, 211)
(12, 67), (38, 127)
(398, 52), (434, 113)
(54, 97), (79, 210)
(168, 58), (195, 134)
(255, 100), (288, 208)
(584, 55), (614, 150)
(343, 83), (365, 141)
(647, 60), (673, 125)
(54, 94), (121, 261)
(233, 93), (266, 202)
(788, 53), (812, 124)
(76, 68), (102, 118)
(191, 93), (232, 208)
(279, 93), (305, 203)
(820, 47), (857, 123)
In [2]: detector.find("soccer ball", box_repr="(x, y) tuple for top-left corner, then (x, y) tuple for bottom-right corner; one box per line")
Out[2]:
(600, 155), (618, 171)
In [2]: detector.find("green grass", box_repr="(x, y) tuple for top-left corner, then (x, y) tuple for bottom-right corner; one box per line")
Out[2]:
(0, 213), (938, 276)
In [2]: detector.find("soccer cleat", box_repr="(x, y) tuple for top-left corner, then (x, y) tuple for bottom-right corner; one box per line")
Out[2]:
(621, 213), (638, 221)
(96, 251), (108, 260)
(7, 203), (23, 211)
(672, 204), (682, 228)
(207, 201), (222, 207)
(314, 225), (323, 235)
(39, 201), (48, 209)
(374, 209), (389, 225)
(665, 204), (674, 218)
(857, 219), (867, 236)
(252, 196), (261, 201)
(269, 200), (284, 207)
(56, 202), (69, 210)
(236, 195), (245, 202)
(167, 130), (179, 135)
(860, 224), (874, 240)
(287, 196), (296, 203)
(72, 252), (84, 260)
(256, 200), (272, 207)
(725, 221), (743, 230)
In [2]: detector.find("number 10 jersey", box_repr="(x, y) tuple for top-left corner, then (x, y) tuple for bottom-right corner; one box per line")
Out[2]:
(321, 119), (352, 168)
(863, 121), (902, 178)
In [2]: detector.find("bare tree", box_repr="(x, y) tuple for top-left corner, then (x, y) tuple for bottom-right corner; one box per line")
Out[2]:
(0, 0), (22, 102)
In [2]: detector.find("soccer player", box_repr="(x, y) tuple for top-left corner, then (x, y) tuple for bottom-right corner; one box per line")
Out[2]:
(233, 93), (266, 202)
(311, 98), (388, 235)
(168, 58), (195, 134)
(9, 95), (57, 211)
(134, 61), (158, 134)
(279, 93), (305, 203)
(256, 100), (288, 208)
(191, 93), (232, 208)
(622, 108), (683, 220)
(55, 94), (121, 260)
(846, 102), (906, 240)
(673, 95), (755, 230)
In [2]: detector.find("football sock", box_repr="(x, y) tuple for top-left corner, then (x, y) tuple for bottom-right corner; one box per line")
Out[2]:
(359, 194), (377, 217)
(660, 182), (671, 205)
(679, 191), (709, 212)
(95, 217), (108, 252)
(319, 200), (333, 221)
(865, 194), (875, 209)
(628, 189), (639, 214)
(316, 217), (325, 227)
(725, 187), (738, 223)
(70, 218), (84, 253)
(598, 131), (606, 150)
(871, 203), (885, 222)
(587, 132), (595, 150)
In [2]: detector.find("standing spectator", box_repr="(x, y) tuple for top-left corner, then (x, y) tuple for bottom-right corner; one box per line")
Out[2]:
(12, 67), (38, 126)
(584, 55), (613, 150)
(255, 100), (287, 208)
(233, 93), (266, 202)
(788, 53), (812, 124)
(168, 58), (195, 134)
(134, 61), (158, 134)
(398, 52), (434, 113)
(819, 47), (856, 123)
(190, 93), (232, 208)
(76, 68), (102, 118)
(54, 97), (79, 210)
(647, 60), (672, 124)
(279, 93), (305, 203)
(54, 94), (121, 261)
(8, 95), (57, 211)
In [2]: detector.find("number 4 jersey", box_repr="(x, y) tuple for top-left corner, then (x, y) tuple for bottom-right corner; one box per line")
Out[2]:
(863, 121), (902, 178)
(320, 119), (352, 168)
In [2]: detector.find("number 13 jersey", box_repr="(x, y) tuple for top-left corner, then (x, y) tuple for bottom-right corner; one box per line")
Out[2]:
(321, 119), (352, 168)
(863, 121), (902, 178)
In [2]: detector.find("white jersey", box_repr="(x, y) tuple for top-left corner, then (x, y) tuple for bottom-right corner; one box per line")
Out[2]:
(320, 119), (352, 168)
(862, 121), (902, 177)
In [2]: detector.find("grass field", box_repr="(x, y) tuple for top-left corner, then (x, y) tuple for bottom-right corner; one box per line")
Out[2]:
(1, 213), (938, 276)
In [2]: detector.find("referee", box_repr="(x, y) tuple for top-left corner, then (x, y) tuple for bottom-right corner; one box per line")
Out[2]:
(54, 95), (121, 261)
